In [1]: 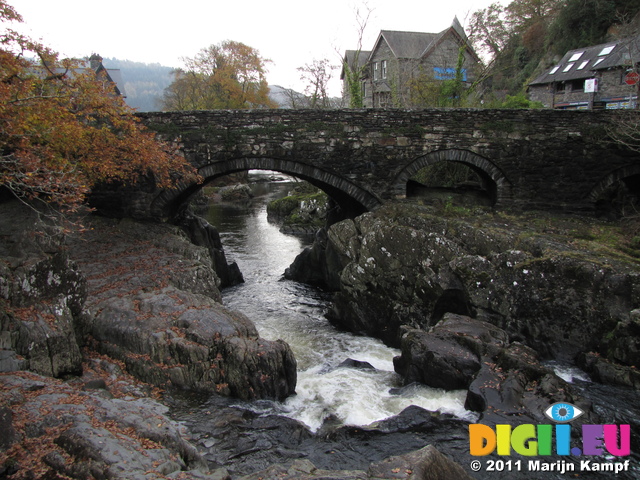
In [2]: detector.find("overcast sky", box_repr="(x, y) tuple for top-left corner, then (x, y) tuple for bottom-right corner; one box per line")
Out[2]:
(9, 0), (499, 97)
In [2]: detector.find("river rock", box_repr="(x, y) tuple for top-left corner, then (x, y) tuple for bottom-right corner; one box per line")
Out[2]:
(291, 202), (640, 378)
(337, 358), (376, 370)
(67, 215), (296, 401)
(0, 371), (233, 479)
(0, 201), (84, 377)
(394, 313), (591, 425)
(174, 209), (244, 288)
(576, 351), (640, 389)
(168, 392), (475, 480)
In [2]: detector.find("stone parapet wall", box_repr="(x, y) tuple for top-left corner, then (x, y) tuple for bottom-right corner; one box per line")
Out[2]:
(130, 109), (640, 220)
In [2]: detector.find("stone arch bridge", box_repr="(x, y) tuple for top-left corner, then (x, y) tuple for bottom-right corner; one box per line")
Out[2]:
(128, 109), (640, 220)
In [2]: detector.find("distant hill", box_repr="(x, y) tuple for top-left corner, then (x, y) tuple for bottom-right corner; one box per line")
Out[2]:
(102, 58), (326, 111)
(102, 58), (174, 112)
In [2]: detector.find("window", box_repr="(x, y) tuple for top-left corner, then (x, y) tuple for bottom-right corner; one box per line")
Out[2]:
(593, 58), (605, 67)
(555, 82), (566, 93)
(549, 66), (560, 74)
(598, 45), (615, 56)
(569, 52), (584, 62)
(563, 63), (575, 72)
(577, 60), (589, 70)
(569, 79), (584, 91)
(382, 60), (387, 79)
(373, 62), (378, 80)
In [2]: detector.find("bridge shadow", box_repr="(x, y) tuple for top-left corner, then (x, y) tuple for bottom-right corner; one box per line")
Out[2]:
(590, 164), (640, 218)
(391, 149), (513, 208)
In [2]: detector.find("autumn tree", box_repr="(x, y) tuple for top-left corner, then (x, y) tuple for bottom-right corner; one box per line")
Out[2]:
(161, 41), (276, 110)
(0, 0), (196, 215)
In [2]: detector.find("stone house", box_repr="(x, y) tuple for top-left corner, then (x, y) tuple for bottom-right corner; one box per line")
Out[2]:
(341, 18), (481, 108)
(43, 53), (126, 99)
(528, 36), (640, 109)
(87, 54), (127, 99)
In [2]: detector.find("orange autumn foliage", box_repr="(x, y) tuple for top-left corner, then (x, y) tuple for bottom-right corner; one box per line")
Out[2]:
(161, 40), (276, 110)
(0, 0), (198, 212)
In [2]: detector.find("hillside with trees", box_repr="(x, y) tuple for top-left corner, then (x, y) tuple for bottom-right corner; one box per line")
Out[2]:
(469, 0), (640, 103)
(102, 58), (174, 111)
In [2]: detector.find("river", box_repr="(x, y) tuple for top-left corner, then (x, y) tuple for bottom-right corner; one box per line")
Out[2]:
(202, 173), (476, 432)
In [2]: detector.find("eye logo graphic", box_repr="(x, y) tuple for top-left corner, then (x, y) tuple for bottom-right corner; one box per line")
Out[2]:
(544, 402), (584, 423)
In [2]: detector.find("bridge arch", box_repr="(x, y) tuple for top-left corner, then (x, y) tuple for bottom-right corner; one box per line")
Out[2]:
(589, 164), (640, 215)
(150, 157), (383, 219)
(390, 149), (513, 207)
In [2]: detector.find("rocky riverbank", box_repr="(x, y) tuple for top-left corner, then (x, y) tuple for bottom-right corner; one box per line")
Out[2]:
(287, 201), (640, 384)
(286, 200), (640, 474)
(3, 197), (640, 479)
(0, 200), (474, 479)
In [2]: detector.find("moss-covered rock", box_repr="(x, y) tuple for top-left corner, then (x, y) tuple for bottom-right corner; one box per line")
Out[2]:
(290, 201), (640, 386)
(267, 184), (328, 235)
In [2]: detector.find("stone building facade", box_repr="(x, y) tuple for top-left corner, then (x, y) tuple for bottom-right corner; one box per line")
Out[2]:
(528, 36), (640, 109)
(341, 18), (480, 108)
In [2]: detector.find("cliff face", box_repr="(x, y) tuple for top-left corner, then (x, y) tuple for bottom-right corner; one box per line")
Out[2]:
(288, 201), (640, 389)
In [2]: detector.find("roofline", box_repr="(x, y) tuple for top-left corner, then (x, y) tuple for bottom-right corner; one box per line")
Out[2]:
(420, 25), (481, 64)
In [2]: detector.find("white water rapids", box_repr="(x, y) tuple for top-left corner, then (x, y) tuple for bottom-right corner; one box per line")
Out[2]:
(204, 176), (476, 432)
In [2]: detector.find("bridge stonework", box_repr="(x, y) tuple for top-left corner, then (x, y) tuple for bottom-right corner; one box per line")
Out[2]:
(134, 109), (640, 220)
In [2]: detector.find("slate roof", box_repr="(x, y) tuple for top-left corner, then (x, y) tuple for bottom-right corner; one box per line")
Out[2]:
(375, 30), (440, 59)
(340, 50), (372, 79)
(530, 36), (640, 85)
(45, 60), (126, 97)
(369, 17), (477, 63)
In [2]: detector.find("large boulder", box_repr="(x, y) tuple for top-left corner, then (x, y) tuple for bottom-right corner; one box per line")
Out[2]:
(67, 216), (296, 401)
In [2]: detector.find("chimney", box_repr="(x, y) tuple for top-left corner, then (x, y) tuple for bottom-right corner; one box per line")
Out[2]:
(89, 53), (103, 70)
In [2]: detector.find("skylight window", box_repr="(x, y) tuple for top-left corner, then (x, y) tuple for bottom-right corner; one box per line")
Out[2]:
(569, 52), (584, 62)
(549, 66), (560, 74)
(598, 45), (615, 56)
(577, 60), (589, 70)
(563, 63), (575, 72)
(593, 58), (605, 66)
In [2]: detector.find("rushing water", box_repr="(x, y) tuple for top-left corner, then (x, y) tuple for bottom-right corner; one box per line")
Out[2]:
(203, 174), (475, 432)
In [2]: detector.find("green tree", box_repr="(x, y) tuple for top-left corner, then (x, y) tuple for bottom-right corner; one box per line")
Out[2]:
(468, 2), (511, 59)
(547, 0), (640, 55)
(161, 41), (276, 110)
